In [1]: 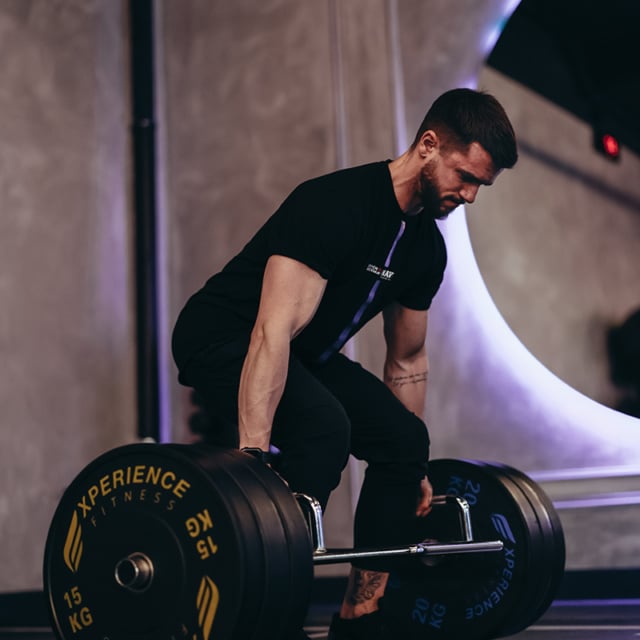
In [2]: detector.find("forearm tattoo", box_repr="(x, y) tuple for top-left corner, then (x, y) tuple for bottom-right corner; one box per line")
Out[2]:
(346, 569), (386, 605)
(385, 371), (428, 387)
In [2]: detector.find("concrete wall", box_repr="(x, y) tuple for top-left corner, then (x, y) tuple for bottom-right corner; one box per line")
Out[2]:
(468, 66), (640, 570)
(1, 0), (638, 592)
(0, 0), (135, 592)
(472, 67), (640, 411)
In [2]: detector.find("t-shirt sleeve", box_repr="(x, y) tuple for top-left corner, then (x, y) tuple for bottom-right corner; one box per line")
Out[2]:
(266, 178), (359, 279)
(396, 230), (447, 310)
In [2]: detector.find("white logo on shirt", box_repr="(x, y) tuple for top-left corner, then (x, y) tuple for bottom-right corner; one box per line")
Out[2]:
(366, 264), (395, 281)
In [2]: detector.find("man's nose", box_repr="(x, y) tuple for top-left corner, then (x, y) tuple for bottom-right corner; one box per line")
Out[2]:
(461, 184), (480, 204)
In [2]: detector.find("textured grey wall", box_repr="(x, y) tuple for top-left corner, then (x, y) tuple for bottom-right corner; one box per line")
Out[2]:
(161, 0), (338, 441)
(0, 1), (136, 591)
(472, 67), (640, 410)
(468, 67), (640, 570)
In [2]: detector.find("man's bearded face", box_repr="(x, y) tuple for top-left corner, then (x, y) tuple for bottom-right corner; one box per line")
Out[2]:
(418, 158), (463, 220)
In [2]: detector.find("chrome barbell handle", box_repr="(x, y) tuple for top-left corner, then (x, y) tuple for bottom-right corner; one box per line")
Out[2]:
(294, 492), (496, 563)
(431, 494), (474, 542)
(311, 540), (504, 565)
(294, 493), (326, 553)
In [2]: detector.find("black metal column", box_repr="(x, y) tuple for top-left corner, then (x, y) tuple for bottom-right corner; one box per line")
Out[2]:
(129, 0), (160, 441)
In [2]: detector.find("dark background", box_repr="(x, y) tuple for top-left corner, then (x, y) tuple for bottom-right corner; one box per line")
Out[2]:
(488, 0), (640, 157)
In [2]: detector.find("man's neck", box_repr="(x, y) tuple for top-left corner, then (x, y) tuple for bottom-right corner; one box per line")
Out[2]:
(388, 151), (421, 213)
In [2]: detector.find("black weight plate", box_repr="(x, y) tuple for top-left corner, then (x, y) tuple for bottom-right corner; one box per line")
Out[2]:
(507, 465), (565, 621)
(487, 463), (565, 635)
(381, 459), (546, 640)
(219, 456), (291, 640)
(44, 443), (253, 640)
(166, 444), (274, 640)
(476, 463), (551, 636)
(475, 462), (553, 637)
(179, 445), (312, 640)
(222, 450), (313, 640)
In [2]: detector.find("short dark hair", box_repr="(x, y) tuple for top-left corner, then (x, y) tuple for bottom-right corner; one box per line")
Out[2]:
(412, 88), (518, 170)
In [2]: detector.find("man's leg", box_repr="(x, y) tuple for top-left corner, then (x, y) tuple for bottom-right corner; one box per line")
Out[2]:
(310, 354), (430, 625)
(179, 337), (351, 509)
(339, 566), (389, 618)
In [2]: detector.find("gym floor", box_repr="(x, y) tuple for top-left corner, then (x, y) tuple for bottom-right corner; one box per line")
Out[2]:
(2, 599), (640, 639)
(304, 601), (640, 639)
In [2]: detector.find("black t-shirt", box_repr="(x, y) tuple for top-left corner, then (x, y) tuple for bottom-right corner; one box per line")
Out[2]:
(172, 161), (446, 369)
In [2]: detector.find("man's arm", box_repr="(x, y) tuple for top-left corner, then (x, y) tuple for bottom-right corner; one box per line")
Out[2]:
(238, 255), (327, 451)
(382, 302), (429, 419)
(383, 302), (432, 516)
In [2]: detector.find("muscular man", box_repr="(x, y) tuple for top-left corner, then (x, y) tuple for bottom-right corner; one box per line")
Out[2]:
(172, 88), (517, 640)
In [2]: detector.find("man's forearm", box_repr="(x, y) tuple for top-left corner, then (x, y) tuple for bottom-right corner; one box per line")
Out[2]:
(237, 331), (289, 450)
(236, 255), (327, 451)
(383, 356), (428, 419)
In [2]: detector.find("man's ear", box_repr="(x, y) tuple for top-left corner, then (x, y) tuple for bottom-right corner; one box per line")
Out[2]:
(418, 130), (439, 157)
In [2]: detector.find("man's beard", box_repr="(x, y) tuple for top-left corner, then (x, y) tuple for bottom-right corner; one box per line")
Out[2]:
(419, 162), (460, 221)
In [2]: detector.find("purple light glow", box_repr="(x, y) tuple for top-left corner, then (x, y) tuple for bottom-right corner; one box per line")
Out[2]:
(554, 599), (640, 608)
(481, 0), (520, 55)
(553, 493), (640, 510)
(439, 206), (640, 452)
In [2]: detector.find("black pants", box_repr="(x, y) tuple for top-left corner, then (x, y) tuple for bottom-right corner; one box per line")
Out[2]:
(179, 336), (430, 570)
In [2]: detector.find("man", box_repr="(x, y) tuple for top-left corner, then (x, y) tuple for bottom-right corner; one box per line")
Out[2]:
(172, 88), (518, 639)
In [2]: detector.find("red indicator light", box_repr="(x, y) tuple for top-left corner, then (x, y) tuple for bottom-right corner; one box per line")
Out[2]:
(594, 129), (621, 161)
(602, 134), (620, 158)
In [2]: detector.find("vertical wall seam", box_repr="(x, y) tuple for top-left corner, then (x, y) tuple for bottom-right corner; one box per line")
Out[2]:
(152, 0), (171, 443)
(328, 0), (349, 170)
(386, 0), (408, 155)
(327, 0), (355, 367)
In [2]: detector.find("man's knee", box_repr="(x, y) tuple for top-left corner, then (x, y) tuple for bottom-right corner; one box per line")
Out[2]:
(272, 402), (351, 507)
(407, 412), (430, 462)
(307, 402), (352, 461)
(389, 410), (430, 465)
